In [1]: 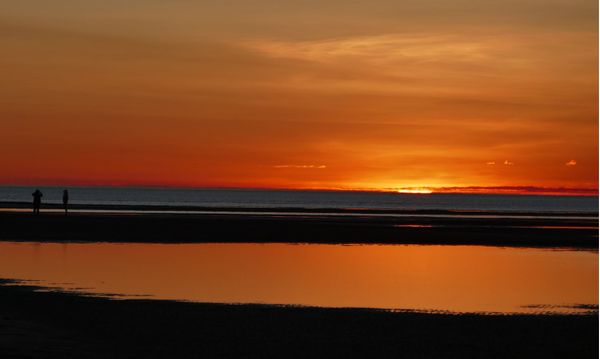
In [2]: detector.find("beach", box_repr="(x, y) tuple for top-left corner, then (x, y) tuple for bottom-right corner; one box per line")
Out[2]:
(0, 206), (597, 358)
(0, 206), (597, 248)
(0, 280), (597, 359)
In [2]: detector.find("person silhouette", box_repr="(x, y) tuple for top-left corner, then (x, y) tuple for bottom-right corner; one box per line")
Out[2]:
(62, 189), (69, 216)
(32, 189), (43, 215)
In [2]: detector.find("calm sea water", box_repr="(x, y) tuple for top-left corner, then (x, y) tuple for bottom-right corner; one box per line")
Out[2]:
(0, 186), (597, 213)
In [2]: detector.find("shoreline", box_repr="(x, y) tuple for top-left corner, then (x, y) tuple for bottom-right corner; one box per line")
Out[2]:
(1, 201), (598, 217)
(4, 279), (598, 316)
(0, 210), (597, 248)
(0, 280), (597, 358)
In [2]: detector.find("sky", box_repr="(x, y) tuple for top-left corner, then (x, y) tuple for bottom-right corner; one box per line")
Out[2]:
(1, 0), (598, 194)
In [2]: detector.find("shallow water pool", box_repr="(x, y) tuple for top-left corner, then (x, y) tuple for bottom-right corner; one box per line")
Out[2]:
(0, 242), (596, 314)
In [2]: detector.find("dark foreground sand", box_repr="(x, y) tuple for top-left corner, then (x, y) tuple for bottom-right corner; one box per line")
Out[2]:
(0, 281), (597, 359)
(0, 210), (597, 248)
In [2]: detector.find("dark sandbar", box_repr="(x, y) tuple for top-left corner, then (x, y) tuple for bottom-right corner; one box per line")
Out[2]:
(0, 208), (597, 248)
(0, 280), (597, 359)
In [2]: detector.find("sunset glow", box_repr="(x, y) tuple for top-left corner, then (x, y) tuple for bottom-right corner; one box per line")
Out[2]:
(396, 188), (434, 194)
(0, 1), (597, 194)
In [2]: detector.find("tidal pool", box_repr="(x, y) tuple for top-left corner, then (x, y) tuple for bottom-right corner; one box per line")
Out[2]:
(0, 242), (596, 314)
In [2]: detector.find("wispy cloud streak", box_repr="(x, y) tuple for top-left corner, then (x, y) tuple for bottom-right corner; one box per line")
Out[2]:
(274, 165), (327, 169)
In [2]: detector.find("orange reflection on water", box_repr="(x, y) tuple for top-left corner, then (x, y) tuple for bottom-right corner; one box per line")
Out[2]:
(0, 242), (597, 314)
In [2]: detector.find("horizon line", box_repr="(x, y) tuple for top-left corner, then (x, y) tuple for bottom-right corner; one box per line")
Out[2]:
(0, 182), (597, 197)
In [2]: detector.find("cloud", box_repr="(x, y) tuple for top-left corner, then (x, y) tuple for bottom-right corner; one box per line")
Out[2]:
(243, 34), (491, 66)
(503, 160), (514, 165)
(566, 160), (577, 166)
(486, 161), (496, 165)
(274, 165), (326, 169)
(435, 186), (598, 196)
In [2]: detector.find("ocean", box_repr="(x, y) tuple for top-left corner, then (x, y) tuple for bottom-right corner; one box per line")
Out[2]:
(0, 186), (597, 214)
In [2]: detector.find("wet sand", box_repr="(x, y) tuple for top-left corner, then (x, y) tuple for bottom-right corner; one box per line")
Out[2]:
(0, 209), (597, 248)
(0, 280), (597, 359)
(1, 200), (597, 217)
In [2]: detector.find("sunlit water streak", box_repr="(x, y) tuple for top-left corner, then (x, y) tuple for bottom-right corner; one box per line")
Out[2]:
(0, 242), (596, 314)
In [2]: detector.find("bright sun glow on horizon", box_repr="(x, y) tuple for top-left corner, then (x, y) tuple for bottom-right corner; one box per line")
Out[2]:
(396, 188), (434, 194)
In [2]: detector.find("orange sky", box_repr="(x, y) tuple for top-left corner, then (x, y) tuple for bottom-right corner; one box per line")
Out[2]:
(1, 1), (598, 194)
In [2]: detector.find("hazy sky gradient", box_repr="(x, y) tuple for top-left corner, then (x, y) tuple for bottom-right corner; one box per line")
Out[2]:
(1, 1), (597, 192)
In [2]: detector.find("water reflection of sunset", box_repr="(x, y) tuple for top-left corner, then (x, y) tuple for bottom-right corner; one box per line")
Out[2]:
(1, 242), (596, 314)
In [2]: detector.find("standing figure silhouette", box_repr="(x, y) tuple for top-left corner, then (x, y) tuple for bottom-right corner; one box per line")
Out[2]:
(32, 189), (43, 215)
(62, 189), (69, 216)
